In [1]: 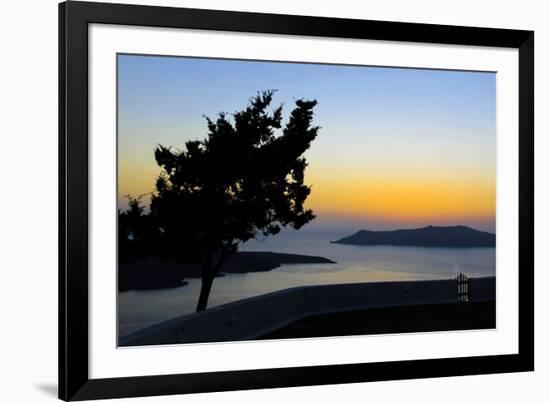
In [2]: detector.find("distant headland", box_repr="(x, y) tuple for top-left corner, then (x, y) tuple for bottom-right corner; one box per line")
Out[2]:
(332, 225), (495, 248)
(119, 252), (335, 291)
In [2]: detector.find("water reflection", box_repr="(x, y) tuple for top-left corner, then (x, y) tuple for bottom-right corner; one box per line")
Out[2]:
(118, 235), (495, 337)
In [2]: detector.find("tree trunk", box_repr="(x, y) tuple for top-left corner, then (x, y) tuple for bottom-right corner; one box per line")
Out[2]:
(195, 251), (229, 312)
(196, 274), (214, 312)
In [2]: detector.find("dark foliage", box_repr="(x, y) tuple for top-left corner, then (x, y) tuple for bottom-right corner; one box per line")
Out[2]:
(120, 90), (319, 311)
(118, 197), (157, 263)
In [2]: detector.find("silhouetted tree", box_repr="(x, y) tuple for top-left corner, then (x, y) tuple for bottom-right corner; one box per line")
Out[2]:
(131, 90), (319, 311)
(118, 196), (154, 263)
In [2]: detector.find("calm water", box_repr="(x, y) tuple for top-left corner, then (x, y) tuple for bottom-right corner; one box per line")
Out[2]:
(118, 230), (495, 337)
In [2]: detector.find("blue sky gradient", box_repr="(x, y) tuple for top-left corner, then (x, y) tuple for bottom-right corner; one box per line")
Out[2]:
(118, 54), (496, 232)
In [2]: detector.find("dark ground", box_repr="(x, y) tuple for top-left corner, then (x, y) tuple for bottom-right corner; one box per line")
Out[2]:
(258, 300), (496, 340)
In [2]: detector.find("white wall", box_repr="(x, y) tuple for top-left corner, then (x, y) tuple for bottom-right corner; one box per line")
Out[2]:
(0, 0), (546, 401)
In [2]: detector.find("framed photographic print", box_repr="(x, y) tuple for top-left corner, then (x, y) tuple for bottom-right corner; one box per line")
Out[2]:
(59, 1), (534, 400)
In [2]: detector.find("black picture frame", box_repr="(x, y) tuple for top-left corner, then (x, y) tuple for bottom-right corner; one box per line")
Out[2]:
(59, 1), (534, 400)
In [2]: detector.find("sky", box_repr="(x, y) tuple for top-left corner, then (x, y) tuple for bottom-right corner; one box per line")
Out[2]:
(118, 54), (496, 233)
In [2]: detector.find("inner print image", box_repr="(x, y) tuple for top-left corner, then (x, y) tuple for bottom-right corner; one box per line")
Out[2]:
(117, 54), (496, 346)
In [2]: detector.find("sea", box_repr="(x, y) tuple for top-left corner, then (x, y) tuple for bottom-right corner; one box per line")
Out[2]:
(118, 229), (496, 337)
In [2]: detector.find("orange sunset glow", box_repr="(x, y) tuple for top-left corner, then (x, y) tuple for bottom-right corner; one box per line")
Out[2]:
(118, 55), (496, 233)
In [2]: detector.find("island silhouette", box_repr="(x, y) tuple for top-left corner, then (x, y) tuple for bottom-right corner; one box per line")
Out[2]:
(332, 225), (495, 247)
(120, 251), (335, 291)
